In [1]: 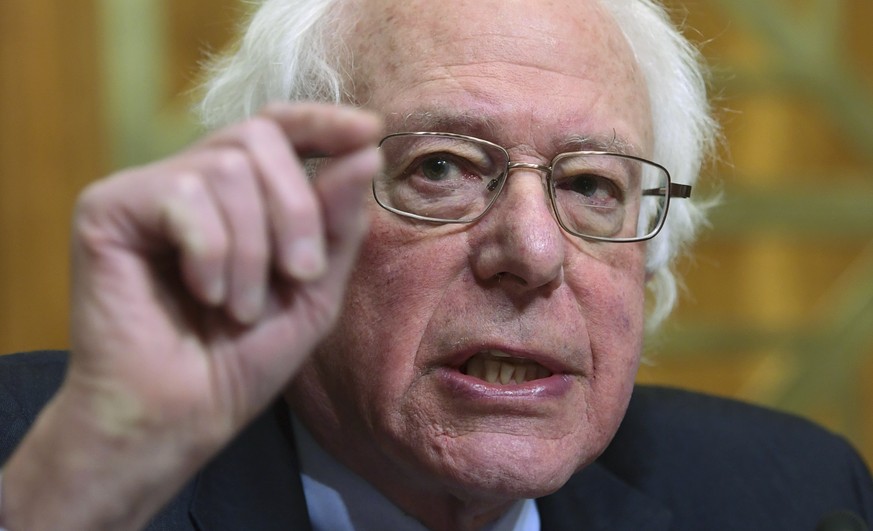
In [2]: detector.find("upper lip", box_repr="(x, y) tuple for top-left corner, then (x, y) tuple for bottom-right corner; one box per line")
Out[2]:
(442, 342), (583, 376)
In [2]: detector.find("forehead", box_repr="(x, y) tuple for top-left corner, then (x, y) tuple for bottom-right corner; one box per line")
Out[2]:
(347, 0), (652, 153)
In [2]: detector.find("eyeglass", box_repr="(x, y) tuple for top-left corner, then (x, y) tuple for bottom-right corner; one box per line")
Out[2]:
(373, 132), (691, 242)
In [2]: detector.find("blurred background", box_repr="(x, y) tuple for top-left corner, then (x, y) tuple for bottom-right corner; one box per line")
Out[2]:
(1, 0), (871, 463)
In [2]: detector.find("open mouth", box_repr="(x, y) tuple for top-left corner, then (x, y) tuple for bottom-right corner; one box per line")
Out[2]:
(460, 350), (554, 385)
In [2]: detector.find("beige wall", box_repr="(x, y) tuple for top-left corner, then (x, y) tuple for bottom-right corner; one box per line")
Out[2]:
(1, 0), (871, 463)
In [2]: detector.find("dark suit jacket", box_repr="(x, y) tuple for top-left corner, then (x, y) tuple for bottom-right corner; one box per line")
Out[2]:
(2, 350), (872, 530)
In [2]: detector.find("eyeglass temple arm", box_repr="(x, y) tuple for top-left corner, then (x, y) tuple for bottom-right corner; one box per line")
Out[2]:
(641, 183), (692, 198)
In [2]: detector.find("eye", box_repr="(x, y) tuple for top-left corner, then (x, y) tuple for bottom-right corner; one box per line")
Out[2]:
(567, 175), (600, 196)
(559, 173), (620, 203)
(420, 156), (457, 181)
(404, 153), (478, 185)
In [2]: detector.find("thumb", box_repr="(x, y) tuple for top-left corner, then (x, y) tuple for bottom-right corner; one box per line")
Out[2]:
(314, 146), (383, 284)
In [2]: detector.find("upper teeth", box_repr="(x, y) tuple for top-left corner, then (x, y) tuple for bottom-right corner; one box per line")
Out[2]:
(463, 350), (552, 384)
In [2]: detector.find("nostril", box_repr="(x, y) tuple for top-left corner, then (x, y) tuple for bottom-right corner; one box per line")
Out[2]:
(493, 272), (527, 286)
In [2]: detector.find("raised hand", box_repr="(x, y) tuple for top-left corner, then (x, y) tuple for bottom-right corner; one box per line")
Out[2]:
(0, 102), (382, 531)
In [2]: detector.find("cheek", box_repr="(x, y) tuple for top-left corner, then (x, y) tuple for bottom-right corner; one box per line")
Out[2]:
(311, 216), (468, 410)
(568, 241), (647, 332)
(348, 219), (463, 342)
(585, 266), (646, 345)
(572, 245), (646, 424)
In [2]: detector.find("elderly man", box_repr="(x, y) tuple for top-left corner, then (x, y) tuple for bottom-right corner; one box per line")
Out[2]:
(1, 0), (871, 529)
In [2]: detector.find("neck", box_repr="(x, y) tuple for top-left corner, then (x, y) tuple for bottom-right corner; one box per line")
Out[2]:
(288, 400), (519, 531)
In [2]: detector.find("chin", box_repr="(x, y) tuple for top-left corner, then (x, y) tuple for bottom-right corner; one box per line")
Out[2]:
(419, 430), (592, 501)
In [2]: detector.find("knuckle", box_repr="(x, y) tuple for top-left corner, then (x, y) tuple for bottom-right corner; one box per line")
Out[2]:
(197, 230), (231, 264)
(74, 179), (110, 218)
(286, 191), (319, 219)
(72, 182), (115, 249)
(72, 169), (148, 249)
(234, 235), (269, 267)
(75, 165), (144, 215)
(278, 175), (319, 214)
(211, 147), (252, 179)
(258, 101), (290, 117)
(237, 116), (283, 145)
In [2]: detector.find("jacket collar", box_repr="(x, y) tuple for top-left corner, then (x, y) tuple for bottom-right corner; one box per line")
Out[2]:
(190, 402), (313, 531)
(537, 461), (673, 531)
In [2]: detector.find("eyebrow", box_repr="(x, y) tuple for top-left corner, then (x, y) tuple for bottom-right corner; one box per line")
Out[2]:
(559, 134), (641, 157)
(386, 110), (499, 137)
(385, 110), (643, 157)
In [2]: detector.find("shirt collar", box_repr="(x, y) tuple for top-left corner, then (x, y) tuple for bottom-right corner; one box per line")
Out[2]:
(291, 416), (540, 531)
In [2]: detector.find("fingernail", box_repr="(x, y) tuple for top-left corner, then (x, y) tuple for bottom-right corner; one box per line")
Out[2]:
(234, 284), (266, 324)
(284, 237), (326, 281)
(205, 276), (226, 306)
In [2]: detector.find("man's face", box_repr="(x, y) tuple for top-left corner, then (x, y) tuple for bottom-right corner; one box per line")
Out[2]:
(289, 0), (651, 503)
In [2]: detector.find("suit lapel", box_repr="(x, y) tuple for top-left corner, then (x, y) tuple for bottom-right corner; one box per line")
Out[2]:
(190, 402), (313, 531)
(537, 462), (672, 531)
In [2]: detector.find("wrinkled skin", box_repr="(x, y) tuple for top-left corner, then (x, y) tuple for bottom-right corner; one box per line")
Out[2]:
(288, 0), (653, 529)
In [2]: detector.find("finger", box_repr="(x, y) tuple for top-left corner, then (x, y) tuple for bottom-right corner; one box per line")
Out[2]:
(234, 147), (381, 388)
(160, 173), (229, 306)
(200, 148), (270, 324)
(203, 117), (327, 282)
(311, 146), (383, 293)
(259, 102), (383, 157)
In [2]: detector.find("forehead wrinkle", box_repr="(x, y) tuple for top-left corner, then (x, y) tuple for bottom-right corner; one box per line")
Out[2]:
(439, 61), (603, 88)
(434, 31), (562, 65)
(385, 110), (500, 137)
(384, 110), (641, 158)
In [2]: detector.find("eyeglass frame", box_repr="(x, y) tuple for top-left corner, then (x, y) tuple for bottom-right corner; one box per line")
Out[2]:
(372, 131), (692, 243)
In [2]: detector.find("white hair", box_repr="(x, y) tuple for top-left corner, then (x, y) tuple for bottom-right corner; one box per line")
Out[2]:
(597, 0), (719, 328)
(198, 0), (719, 328)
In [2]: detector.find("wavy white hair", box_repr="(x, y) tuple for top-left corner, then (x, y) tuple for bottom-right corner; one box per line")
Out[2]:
(198, 0), (719, 328)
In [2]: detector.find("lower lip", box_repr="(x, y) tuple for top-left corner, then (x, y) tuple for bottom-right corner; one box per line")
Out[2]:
(435, 367), (575, 401)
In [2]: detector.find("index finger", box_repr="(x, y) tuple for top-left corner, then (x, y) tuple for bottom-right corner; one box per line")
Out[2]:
(258, 102), (383, 157)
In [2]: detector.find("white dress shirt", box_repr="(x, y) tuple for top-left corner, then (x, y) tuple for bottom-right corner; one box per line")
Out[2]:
(292, 417), (540, 531)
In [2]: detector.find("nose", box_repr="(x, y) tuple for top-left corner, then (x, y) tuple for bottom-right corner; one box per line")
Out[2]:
(468, 168), (565, 291)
